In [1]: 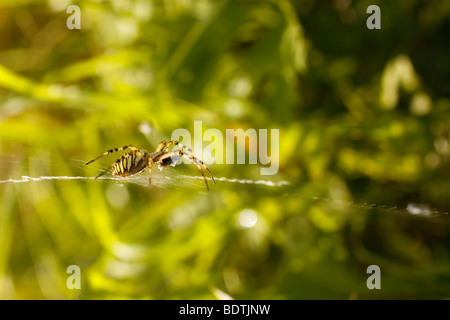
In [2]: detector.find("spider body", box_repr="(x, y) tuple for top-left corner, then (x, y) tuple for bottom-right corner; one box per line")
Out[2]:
(111, 149), (149, 177)
(86, 141), (215, 190)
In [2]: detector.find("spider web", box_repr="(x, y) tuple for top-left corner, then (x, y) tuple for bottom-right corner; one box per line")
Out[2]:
(0, 155), (447, 218)
(0, 155), (290, 189)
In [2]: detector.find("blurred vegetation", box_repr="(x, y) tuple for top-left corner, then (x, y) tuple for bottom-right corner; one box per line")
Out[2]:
(0, 0), (449, 299)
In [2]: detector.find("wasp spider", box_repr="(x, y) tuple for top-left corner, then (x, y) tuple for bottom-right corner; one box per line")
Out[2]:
(86, 141), (215, 190)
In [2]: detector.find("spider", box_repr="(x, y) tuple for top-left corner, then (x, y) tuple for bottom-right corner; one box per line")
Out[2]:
(86, 141), (215, 190)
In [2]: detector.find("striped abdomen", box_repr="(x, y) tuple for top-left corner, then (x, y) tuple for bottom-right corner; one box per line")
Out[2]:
(112, 150), (148, 177)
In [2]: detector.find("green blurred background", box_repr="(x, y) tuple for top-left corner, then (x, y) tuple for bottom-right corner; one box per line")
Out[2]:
(0, 0), (449, 299)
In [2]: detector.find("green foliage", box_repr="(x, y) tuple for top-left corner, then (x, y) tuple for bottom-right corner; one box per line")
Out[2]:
(0, 0), (449, 299)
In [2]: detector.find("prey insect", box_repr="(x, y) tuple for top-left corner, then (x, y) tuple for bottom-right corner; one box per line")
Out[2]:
(86, 141), (215, 190)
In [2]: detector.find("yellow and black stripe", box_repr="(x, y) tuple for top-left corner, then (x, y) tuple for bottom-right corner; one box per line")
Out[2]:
(86, 141), (214, 190)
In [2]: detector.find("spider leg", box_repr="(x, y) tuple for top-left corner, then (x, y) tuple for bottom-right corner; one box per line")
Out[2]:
(163, 141), (194, 154)
(178, 151), (215, 190)
(195, 163), (209, 190)
(161, 141), (179, 152)
(155, 141), (167, 152)
(86, 145), (140, 165)
(94, 162), (116, 179)
(155, 150), (214, 190)
(147, 157), (154, 184)
(163, 142), (211, 175)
